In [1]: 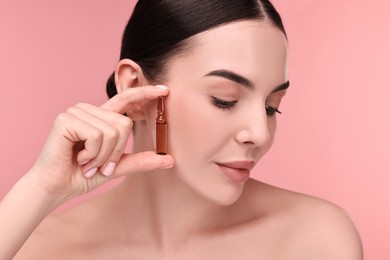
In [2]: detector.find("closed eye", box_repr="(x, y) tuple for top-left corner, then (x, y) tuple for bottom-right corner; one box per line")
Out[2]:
(212, 97), (282, 116)
(265, 105), (282, 116)
(211, 97), (237, 110)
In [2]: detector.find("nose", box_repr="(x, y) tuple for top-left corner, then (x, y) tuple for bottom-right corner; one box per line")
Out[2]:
(235, 108), (270, 146)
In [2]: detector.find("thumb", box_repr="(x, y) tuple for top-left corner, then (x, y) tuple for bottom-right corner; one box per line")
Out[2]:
(113, 151), (175, 177)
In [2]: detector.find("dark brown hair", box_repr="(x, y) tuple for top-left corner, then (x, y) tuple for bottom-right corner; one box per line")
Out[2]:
(106, 0), (286, 98)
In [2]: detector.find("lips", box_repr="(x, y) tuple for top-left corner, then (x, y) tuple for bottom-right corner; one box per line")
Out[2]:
(216, 161), (255, 183)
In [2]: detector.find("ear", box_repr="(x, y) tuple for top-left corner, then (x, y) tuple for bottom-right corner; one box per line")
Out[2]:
(114, 59), (149, 93)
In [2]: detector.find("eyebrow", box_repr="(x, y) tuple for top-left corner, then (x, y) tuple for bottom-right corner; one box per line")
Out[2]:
(272, 80), (290, 93)
(204, 69), (290, 93)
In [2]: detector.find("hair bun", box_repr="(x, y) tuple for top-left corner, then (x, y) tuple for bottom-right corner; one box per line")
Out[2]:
(106, 72), (117, 98)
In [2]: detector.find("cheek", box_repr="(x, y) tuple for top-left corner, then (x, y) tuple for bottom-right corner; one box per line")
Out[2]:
(268, 117), (277, 135)
(265, 117), (277, 150)
(167, 95), (216, 156)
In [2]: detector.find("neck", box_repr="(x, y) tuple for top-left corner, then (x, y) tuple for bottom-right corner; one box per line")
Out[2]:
(111, 169), (232, 250)
(107, 121), (250, 250)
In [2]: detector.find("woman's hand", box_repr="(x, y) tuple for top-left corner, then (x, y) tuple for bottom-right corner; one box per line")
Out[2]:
(0, 85), (174, 260)
(28, 84), (174, 201)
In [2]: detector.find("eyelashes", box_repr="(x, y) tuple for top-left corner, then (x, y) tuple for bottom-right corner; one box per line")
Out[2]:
(211, 97), (282, 116)
(211, 97), (237, 110)
(265, 106), (282, 116)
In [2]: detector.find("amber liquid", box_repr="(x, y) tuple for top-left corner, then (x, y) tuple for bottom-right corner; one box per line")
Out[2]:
(156, 122), (167, 155)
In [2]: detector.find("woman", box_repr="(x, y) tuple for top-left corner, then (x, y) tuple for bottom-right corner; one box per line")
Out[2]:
(1, 0), (363, 259)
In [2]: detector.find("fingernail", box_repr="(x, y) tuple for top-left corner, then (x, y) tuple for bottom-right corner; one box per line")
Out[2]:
(155, 85), (168, 90)
(163, 164), (174, 169)
(157, 154), (174, 169)
(79, 160), (89, 166)
(103, 162), (116, 176)
(84, 167), (98, 178)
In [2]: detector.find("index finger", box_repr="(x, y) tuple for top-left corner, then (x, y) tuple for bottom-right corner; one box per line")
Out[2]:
(100, 85), (169, 114)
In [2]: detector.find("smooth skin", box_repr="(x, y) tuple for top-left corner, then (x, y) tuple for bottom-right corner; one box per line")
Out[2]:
(4, 20), (363, 259)
(0, 85), (174, 259)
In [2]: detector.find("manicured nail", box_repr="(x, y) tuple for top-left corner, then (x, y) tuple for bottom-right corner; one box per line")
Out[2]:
(84, 167), (98, 178)
(79, 160), (89, 166)
(103, 162), (116, 176)
(163, 164), (174, 169)
(162, 157), (174, 169)
(155, 85), (168, 90)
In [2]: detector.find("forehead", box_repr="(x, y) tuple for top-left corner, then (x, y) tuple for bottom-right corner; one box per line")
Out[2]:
(168, 20), (288, 86)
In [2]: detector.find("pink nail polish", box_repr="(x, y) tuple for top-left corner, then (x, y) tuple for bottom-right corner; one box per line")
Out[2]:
(103, 162), (116, 176)
(84, 168), (97, 178)
(155, 85), (168, 90)
(79, 160), (89, 166)
(163, 164), (174, 169)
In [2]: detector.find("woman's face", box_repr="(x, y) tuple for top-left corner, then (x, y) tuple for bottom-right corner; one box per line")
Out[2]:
(147, 20), (288, 205)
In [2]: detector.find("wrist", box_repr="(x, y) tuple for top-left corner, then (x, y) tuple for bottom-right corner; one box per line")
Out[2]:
(0, 170), (71, 259)
(18, 169), (73, 211)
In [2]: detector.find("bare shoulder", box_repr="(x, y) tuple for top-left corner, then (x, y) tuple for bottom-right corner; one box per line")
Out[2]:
(244, 180), (364, 259)
(14, 213), (72, 259)
(14, 205), (97, 260)
(14, 204), (98, 260)
(14, 190), (124, 259)
(282, 191), (364, 259)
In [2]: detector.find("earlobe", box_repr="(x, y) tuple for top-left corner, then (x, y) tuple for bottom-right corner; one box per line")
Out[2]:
(114, 59), (148, 93)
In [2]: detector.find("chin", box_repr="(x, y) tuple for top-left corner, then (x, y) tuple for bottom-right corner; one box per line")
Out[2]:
(207, 195), (242, 206)
(174, 164), (246, 206)
(206, 186), (244, 206)
(188, 178), (245, 206)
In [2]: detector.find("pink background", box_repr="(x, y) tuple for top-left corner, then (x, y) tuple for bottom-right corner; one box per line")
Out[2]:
(0, 0), (389, 258)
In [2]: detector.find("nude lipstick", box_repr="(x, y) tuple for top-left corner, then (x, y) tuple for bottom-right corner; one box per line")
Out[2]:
(216, 161), (255, 183)
(156, 96), (168, 155)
